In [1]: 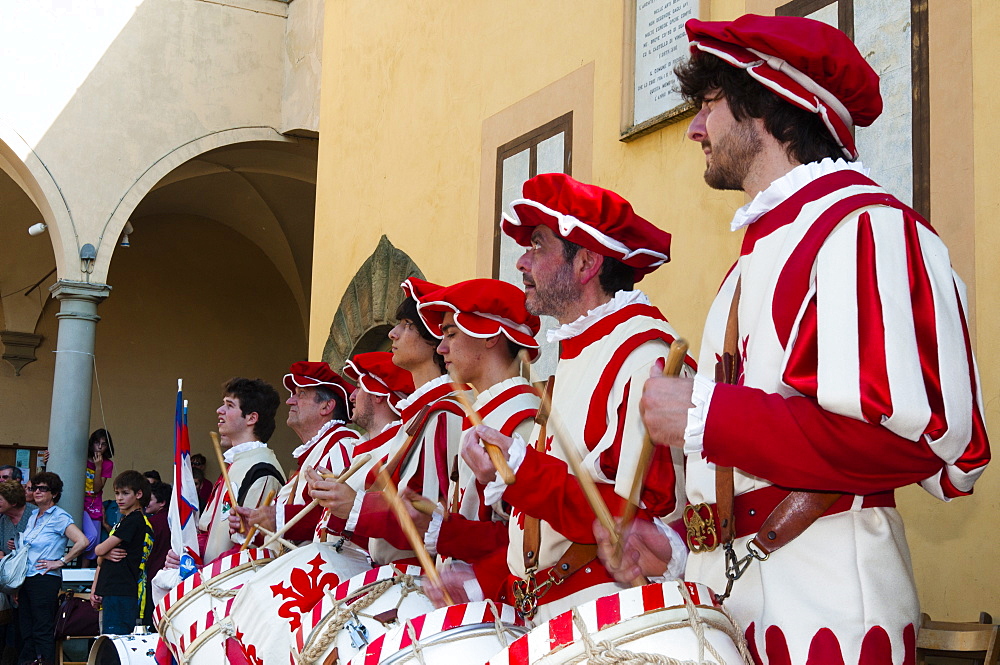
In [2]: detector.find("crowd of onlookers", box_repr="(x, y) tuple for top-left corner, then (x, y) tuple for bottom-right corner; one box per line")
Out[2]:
(0, 429), (204, 665)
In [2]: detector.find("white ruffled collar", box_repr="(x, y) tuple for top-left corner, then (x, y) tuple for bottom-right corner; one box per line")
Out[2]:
(223, 440), (267, 464)
(547, 290), (650, 343)
(730, 158), (870, 231)
(291, 419), (345, 459)
(395, 374), (452, 412)
(473, 376), (531, 410)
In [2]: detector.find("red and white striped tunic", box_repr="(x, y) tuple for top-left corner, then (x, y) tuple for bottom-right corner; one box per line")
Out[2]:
(685, 161), (990, 665)
(435, 376), (539, 563)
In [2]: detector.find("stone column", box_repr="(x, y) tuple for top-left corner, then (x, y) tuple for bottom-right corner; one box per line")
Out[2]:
(45, 280), (111, 524)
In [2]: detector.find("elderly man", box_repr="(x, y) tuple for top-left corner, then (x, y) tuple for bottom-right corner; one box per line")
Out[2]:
(230, 361), (358, 545)
(625, 15), (991, 664)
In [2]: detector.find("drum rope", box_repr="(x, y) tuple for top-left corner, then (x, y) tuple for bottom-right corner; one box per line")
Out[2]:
(563, 582), (754, 665)
(295, 574), (421, 664)
(399, 615), (524, 665)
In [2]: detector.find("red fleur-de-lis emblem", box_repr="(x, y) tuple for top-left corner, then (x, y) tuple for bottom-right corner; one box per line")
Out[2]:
(271, 554), (343, 630)
(544, 434), (554, 453)
(513, 506), (526, 529)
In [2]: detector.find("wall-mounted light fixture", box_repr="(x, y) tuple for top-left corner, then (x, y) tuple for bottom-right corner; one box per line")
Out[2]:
(27, 222), (47, 237)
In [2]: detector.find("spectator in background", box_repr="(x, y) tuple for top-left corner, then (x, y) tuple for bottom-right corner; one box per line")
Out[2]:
(142, 471), (161, 485)
(144, 482), (170, 581)
(18, 472), (88, 664)
(0, 481), (36, 664)
(190, 454), (212, 512)
(0, 468), (22, 484)
(83, 429), (114, 568)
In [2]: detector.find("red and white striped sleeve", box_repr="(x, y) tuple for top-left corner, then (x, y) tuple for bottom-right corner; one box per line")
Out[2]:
(704, 204), (990, 499)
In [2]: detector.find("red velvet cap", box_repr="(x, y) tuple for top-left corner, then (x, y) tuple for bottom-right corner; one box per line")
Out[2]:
(342, 352), (415, 415)
(417, 279), (542, 362)
(400, 277), (443, 304)
(686, 14), (882, 160)
(283, 361), (354, 418)
(500, 173), (670, 282)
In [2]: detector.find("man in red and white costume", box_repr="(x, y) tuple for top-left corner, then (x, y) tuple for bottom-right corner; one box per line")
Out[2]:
(406, 278), (541, 563)
(308, 351), (415, 543)
(630, 15), (991, 665)
(306, 278), (466, 566)
(456, 173), (693, 622)
(230, 361), (358, 544)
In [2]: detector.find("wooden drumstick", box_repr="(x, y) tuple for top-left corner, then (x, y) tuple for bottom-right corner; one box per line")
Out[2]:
(451, 385), (516, 485)
(239, 489), (276, 552)
(211, 432), (245, 534)
(378, 468), (454, 605)
(617, 338), (689, 586)
(263, 454), (372, 548)
(319, 453), (373, 482)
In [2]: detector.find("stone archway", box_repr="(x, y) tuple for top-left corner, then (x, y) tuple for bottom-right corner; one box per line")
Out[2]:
(322, 236), (424, 373)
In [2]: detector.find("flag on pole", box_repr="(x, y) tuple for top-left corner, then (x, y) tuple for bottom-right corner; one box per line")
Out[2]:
(170, 380), (202, 579)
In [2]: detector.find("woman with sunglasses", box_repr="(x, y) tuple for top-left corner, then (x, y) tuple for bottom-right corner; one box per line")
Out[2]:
(16, 472), (87, 665)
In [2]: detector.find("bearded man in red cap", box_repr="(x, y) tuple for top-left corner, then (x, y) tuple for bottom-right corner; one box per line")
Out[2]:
(229, 361), (359, 545)
(624, 14), (990, 665)
(447, 173), (693, 622)
(306, 278), (467, 566)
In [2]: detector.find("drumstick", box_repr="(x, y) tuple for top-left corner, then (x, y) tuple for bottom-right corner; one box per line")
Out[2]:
(373, 405), (430, 491)
(319, 452), (373, 481)
(378, 468), (454, 605)
(263, 454), (372, 548)
(617, 338), (689, 586)
(211, 432), (245, 534)
(239, 489), (276, 552)
(516, 351), (617, 545)
(451, 385), (516, 485)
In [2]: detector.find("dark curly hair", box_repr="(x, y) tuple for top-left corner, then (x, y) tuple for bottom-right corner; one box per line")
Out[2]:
(675, 53), (844, 164)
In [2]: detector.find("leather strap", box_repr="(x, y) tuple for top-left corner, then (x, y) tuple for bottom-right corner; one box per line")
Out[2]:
(522, 376), (554, 572)
(373, 404), (431, 491)
(714, 279), (741, 544)
(545, 542), (598, 583)
(712, 277), (846, 557)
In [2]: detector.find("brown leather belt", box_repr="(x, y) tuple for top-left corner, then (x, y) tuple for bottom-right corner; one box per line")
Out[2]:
(684, 486), (896, 553)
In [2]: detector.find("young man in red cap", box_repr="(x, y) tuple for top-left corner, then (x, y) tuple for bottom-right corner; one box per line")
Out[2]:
(625, 14), (990, 664)
(306, 278), (466, 566)
(199, 377), (285, 563)
(229, 361), (359, 545)
(449, 173), (693, 622)
(399, 278), (542, 565)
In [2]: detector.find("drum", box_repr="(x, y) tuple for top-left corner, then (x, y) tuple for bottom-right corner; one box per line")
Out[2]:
(229, 541), (374, 665)
(346, 601), (527, 665)
(87, 633), (157, 665)
(153, 547), (274, 663)
(488, 581), (751, 665)
(292, 564), (436, 665)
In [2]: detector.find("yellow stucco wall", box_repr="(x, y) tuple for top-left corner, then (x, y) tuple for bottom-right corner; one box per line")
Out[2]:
(314, 0), (997, 621)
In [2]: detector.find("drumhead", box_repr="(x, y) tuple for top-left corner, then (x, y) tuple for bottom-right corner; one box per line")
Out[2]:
(87, 634), (158, 665)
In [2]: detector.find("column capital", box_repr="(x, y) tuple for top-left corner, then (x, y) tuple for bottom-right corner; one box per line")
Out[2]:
(48, 280), (112, 302)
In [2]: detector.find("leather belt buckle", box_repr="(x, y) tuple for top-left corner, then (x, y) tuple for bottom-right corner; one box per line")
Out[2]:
(684, 502), (719, 553)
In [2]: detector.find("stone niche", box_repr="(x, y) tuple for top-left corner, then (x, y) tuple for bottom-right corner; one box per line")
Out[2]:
(323, 236), (424, 373)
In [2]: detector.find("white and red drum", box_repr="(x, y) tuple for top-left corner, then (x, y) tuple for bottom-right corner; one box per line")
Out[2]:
(229, 541), (373, 665)
(87, 632), (158, 665)
(347, 601), (527, 665)
(292, 564), (435, 665)
(153, 548), (274, 663)
(488, 582), (749, 665)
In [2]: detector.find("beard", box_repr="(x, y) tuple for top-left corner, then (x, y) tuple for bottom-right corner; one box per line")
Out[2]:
(525, 260), (580, 320)
(703, 120), (763, 191)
